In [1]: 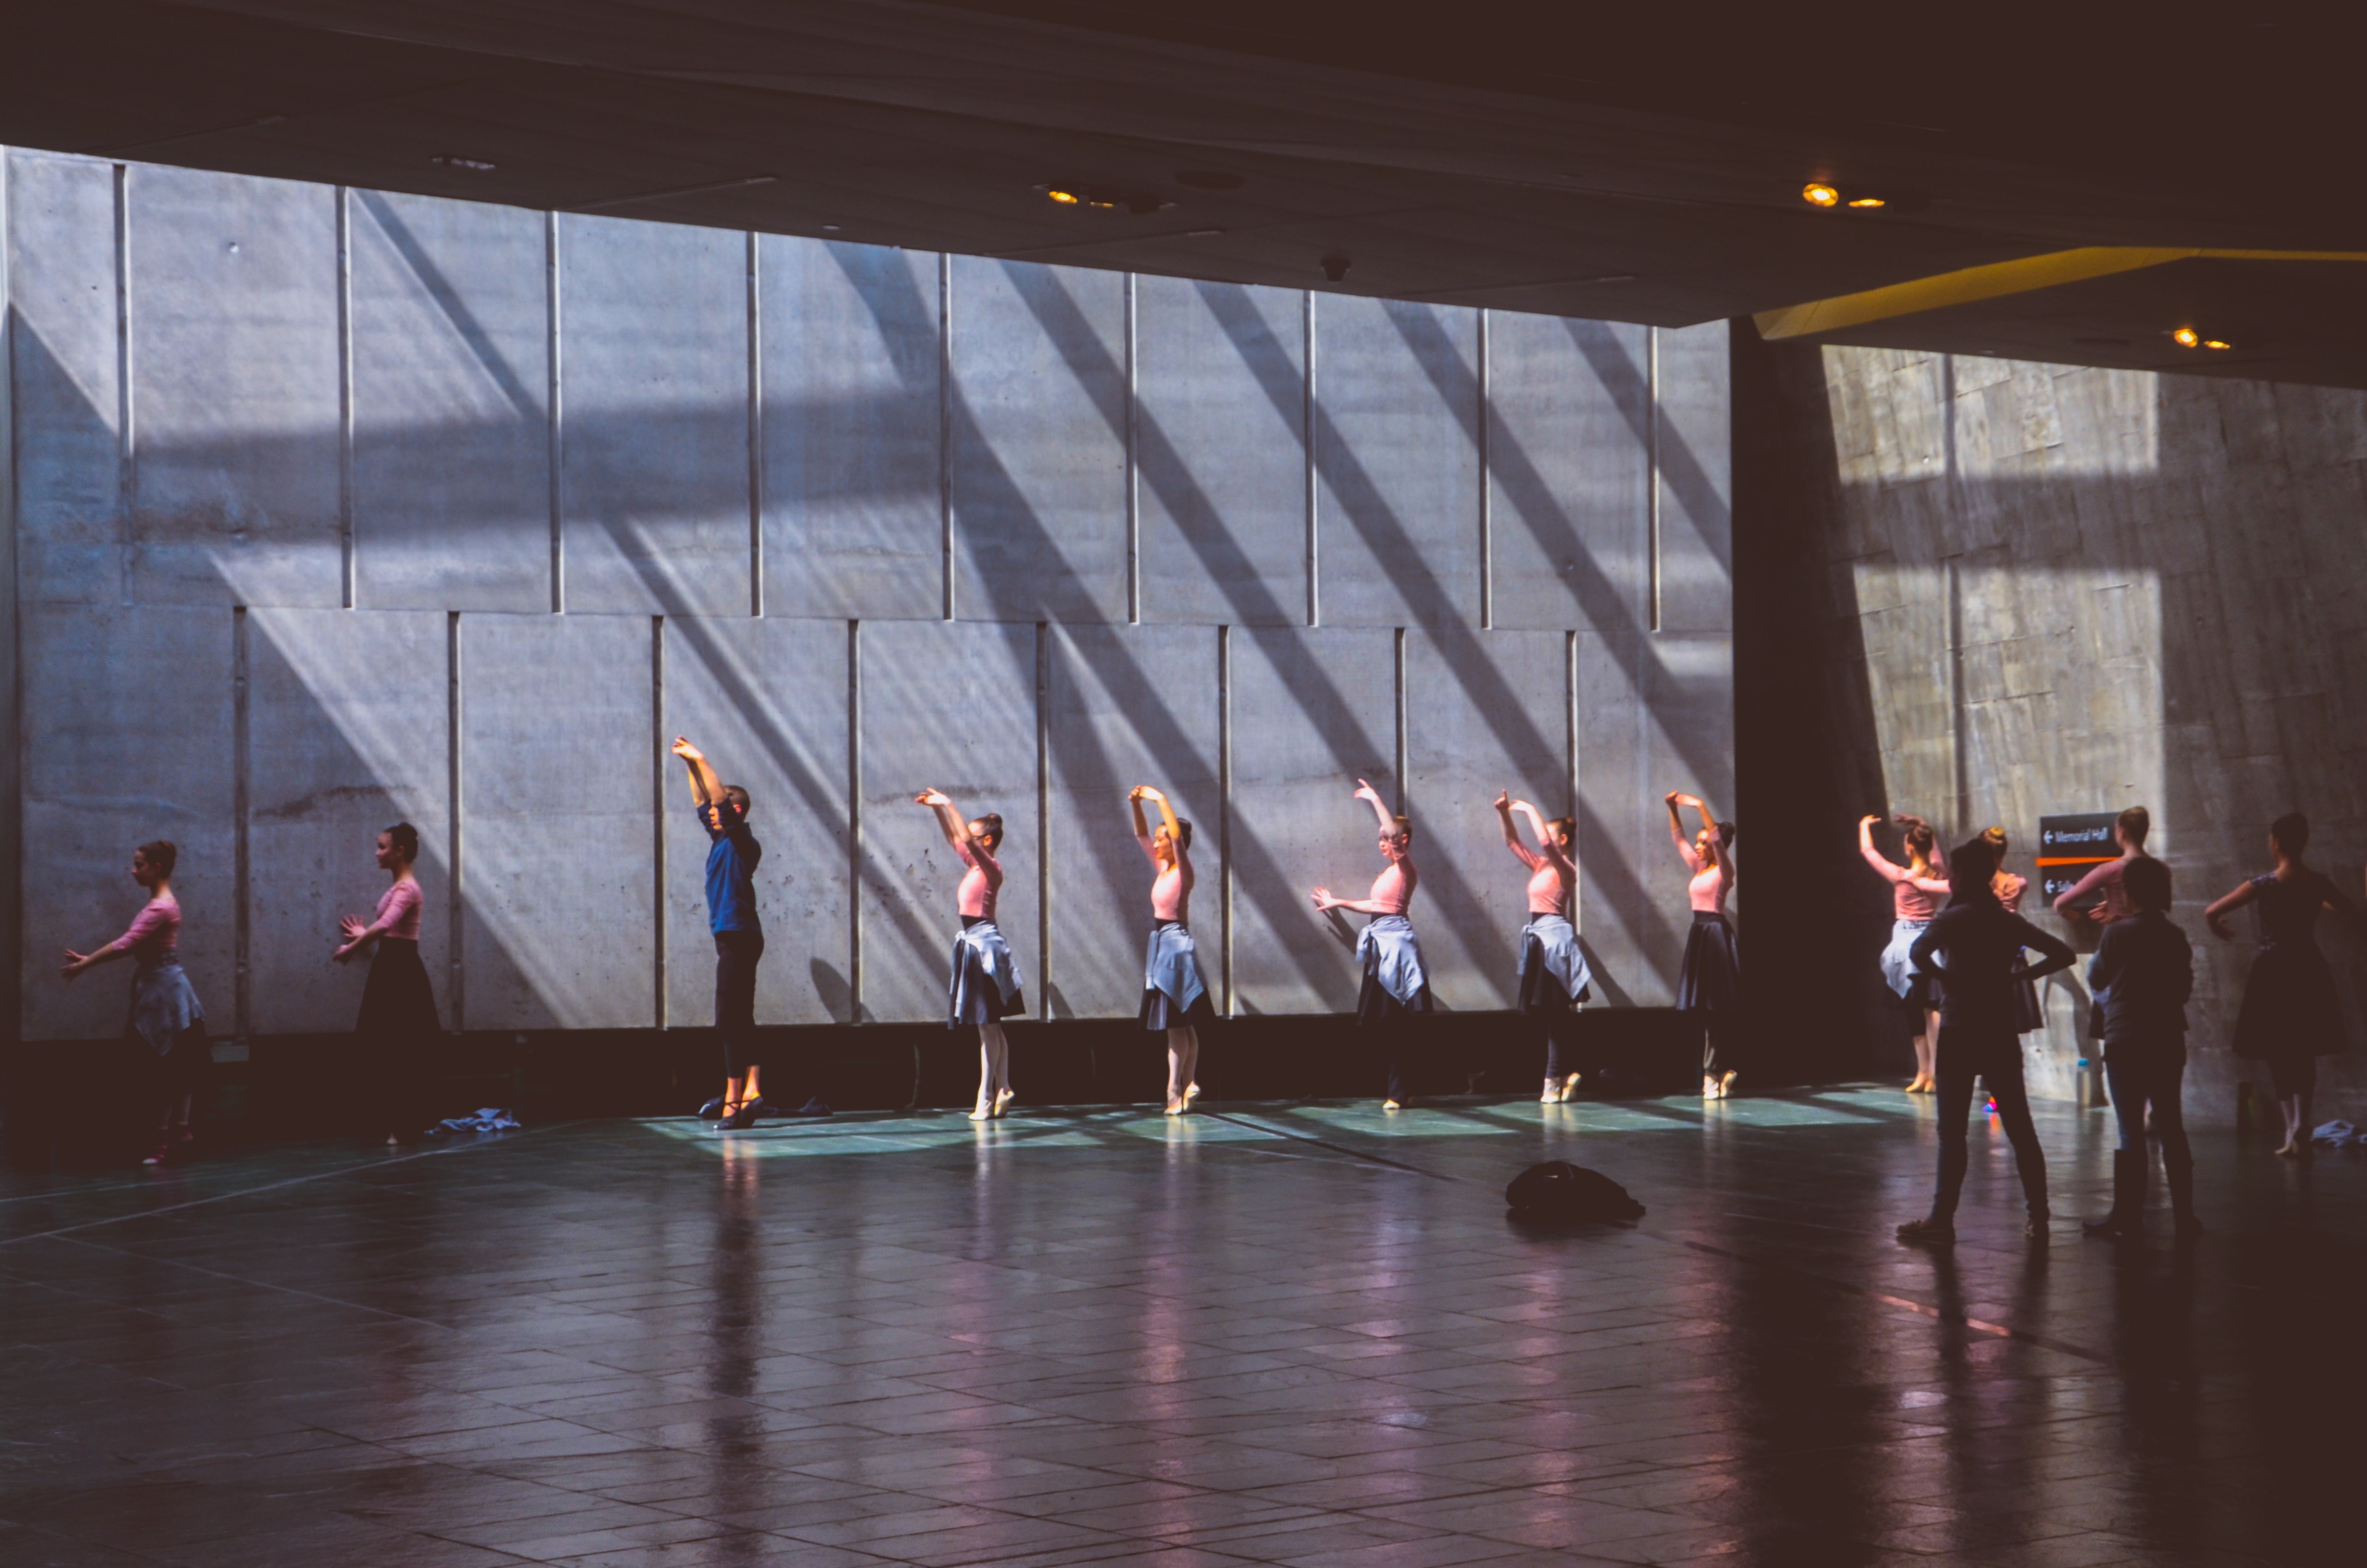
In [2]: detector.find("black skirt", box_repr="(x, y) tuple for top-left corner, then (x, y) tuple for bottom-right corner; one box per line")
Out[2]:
(1356, 966), (1434, 1026)
(1516, 930), (1590, 1014)
(357, 937), (442, 1041)
(1141, 985), (1218, 1031)
(2233, 943), (2346, 1060)
(1677, 911), (1739, 1012)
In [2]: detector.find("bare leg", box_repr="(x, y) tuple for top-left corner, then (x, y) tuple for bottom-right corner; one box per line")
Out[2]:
(1166, 1026), (1199, 1112)
(2277, 1089), (2311, 1157)
(743, 1065), (762, 1108)
(724, 1073), (749, 1113)
(1909, 1010), (1939, 1092)
(973, 1023), (1011, 1119)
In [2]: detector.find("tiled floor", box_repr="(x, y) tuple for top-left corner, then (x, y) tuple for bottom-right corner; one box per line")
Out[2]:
(2, 1087), (2360, 1566)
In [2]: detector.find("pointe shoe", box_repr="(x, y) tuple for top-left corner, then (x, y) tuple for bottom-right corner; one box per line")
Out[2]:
(1541, 1077), (1561, 1104)
(968, 1098), (994, 1122)
(993, 1087), (1016, 1117)
(1702, 1076), (1722, 1101)
(1559, 1073), (1582, 1103)
(1719, 1070), (1739, 1099)
(1183, 1082), (1201, 1105)
(1164, 1097), (1187, 1116)
(1381, 1099), (1402, 1112)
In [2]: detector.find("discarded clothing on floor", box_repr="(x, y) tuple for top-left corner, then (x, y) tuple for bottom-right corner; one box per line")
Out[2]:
(428, 1108), (521, 1135)
(2311, 1119), (2365, 1147)
(1504, 1161), (1645, 1222)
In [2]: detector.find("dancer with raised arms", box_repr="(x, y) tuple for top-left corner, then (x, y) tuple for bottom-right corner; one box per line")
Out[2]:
(674, 737), (768, 1131)
(1131, 785), (1214, 1115)
(1861, 813), (1950, 1093)
(2205, 812), (2357, 1159)
(1667, 792), (1740, 1099)
(60, 840), (208, 1167)
(920, 788), (1025, 1120)
(1497, 792), (1589, 1102)
(331, 822), (442, 1145)
(1312, 779), (1430, 1111)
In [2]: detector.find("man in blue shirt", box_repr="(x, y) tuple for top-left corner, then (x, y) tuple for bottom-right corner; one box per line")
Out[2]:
(673, 737), (765, 1130)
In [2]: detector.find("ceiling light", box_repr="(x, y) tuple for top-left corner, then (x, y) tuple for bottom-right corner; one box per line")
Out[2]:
(1802, 182), (1839, 207)
(2172, 326), (2200, 347)
(1847, 196), (1886, 208)
(431, 153), (497, 172)
(2203, 338), (2233, 350)
(1046, 187), (1081, 205)
(1039, 183), (1174, 214)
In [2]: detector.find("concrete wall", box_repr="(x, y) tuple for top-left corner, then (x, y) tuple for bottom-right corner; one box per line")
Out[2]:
(1738, 338), (2367, 1114)
(5, 144), (1732, 1044)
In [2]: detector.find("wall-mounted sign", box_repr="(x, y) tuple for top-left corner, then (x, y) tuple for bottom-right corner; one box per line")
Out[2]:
(2037, 811), (2121, 910)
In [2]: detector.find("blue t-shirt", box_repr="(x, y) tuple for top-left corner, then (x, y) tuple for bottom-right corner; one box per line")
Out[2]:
(699, 802), (762, 934)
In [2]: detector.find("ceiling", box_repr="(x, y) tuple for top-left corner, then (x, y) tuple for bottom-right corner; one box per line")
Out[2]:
(4, 1), (2363, 385)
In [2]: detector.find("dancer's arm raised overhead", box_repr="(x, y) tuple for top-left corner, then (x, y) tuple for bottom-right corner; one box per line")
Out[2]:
(1671, 793), (1728, 880)
(1511, 797), (1572, 873)
(1858, 814), (1948, 892)
(672, 736), (724, 810)
(1312, 779), (1414, 914)
(918, 788), (982, 858)
(1498, 791), (1544, 871)
(1130, 785), (1185, 867)
(1669, 792), (1707, 873)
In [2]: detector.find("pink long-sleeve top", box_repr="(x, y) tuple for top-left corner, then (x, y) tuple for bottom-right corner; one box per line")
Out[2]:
(1508, 835), (1573, 916)
(107, 893), (181, 963)
(2056, 856), (2134, 922)
(1143, 837), (1194, 922)
(1367, 851), (1416, 915)
(375, 877), (423, 940)
(957, 839), (1004, 920)
(1863, 843), (1949, 920)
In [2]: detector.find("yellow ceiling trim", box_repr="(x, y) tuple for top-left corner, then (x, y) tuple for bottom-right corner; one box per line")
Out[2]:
(1754, 247), (2367, 340)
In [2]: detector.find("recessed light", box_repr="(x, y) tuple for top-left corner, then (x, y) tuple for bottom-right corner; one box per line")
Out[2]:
(1847, 196), (1886, 208)
(2172, 326), (2200, 347)
(1802, 182), (1839, 207)
(1040, 183), (1174, 214)
(1046, 187), (1081, 205)
(431, 153), (497, 172)
(821, 224), (840, 232)
(2202, 338), (2233, 350)
(1174, 170), (1244, 190)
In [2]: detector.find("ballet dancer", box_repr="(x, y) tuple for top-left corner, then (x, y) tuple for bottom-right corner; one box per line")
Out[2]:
(2082, 855), (2200, 1238)
(331, 822), (442, 1145)
(60, 840), (207, 1167)
(1667, 793), (1739, 1099)
(1497, 792), (1589, 1102)
(1983, 826), (2046, 1036)
(1896, 835), (2077, 1244)
(919, 789), (1025, 1120)
(2205, 812), (2357, 1159)
(1860, 813), (1950, 1093)
(1312, 779), (1430, 1110)
(674, 738), (768, 1131)
(2050, 805), (2154, 925)
(1131, 785), (1213, 1115)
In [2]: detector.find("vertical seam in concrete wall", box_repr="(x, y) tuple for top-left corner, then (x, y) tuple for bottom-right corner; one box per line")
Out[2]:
(1035, 622), (1051, 1019)
(1218, 623), (1233, 1017)
(546, 212), (563, 614)
(939, 252), (954, 622)
(1478, 308), (1492, 631)
(652, 616), (666, 1028)
(336, 187), (356, 610)
(1393, 626), (1408, 816)
(0, 146), (19, 1046)
(447, 611), (464, 1031)
(1303, 289), (1319, 628)
(232, 607), (251, 1044)
(1646, 325), (1661, 635)
(746, 230), (763, 617)
(1565, 628), (1581, 929)
(113, 164), (133, 608)
(1125, 272), (1140, 625)
(1946, 556), (1967, 833)
(847, 618), (863, 1023)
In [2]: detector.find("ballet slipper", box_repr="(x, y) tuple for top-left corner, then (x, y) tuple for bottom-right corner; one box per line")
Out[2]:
(1164, 1097), (1187, 1116)
(1720, 1070), (1739, 1098)
(993, 1087), (1016, 1116)
(1183, 1082), (1201, 1104)
(968, 1097), (993, 1122)
(1702, 1076), (1721, 1101)
(1559, 1073), (1582, 1103)
(1541, 1077), (1560, 1104)
(1381, 1099), (1402, 1112)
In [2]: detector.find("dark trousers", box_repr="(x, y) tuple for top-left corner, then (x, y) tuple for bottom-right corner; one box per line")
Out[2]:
(2104, 1049), (2190, 1163)
(715, 929), (765, 1075)
(1932, 1023), (2047, 1220)
(1542, 1009), (1581, 1080)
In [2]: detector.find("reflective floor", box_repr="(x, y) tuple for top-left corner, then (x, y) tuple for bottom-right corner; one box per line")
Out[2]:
(3, 1088), (2360, 1566)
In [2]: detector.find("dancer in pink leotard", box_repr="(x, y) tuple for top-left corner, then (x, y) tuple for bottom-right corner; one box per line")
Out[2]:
(1131, 785), (1214, 1114)
(919, 789), (1025, 1120)
(1496, 792), (1590, 1103)
(1860, 813), (1951, 1093)
(1312, 779), (1430, 1110)
(1667, 793), (1739, 1099)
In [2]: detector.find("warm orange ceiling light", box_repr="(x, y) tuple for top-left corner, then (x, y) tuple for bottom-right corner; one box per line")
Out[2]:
(2172, 326), (2200, 346)
(1046, 188), (1080, 204)
(1802, 182), (1839, 207)
(1847, 196), (1886, 208)
(2203, 339), (2233, 350)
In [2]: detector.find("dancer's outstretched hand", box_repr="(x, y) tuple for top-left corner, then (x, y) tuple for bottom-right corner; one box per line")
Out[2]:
(1493, 790), (1510, 811)
(916, 788), (952, 808)
(1310, 886), (1338, 910)
(670, 736), (703, 761)
(1354, 778), (1385, 807)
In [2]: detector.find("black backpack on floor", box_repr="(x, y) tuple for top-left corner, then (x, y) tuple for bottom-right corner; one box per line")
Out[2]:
(1505, 1161), (1645, 1222)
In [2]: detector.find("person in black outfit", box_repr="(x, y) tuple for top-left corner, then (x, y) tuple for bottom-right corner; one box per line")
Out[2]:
(1897, 837), (2077, 1244)
(2204, 811), (2357, 1159)
(673, 737), (766, 1131)
(2082, 856), (2199, 1238)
